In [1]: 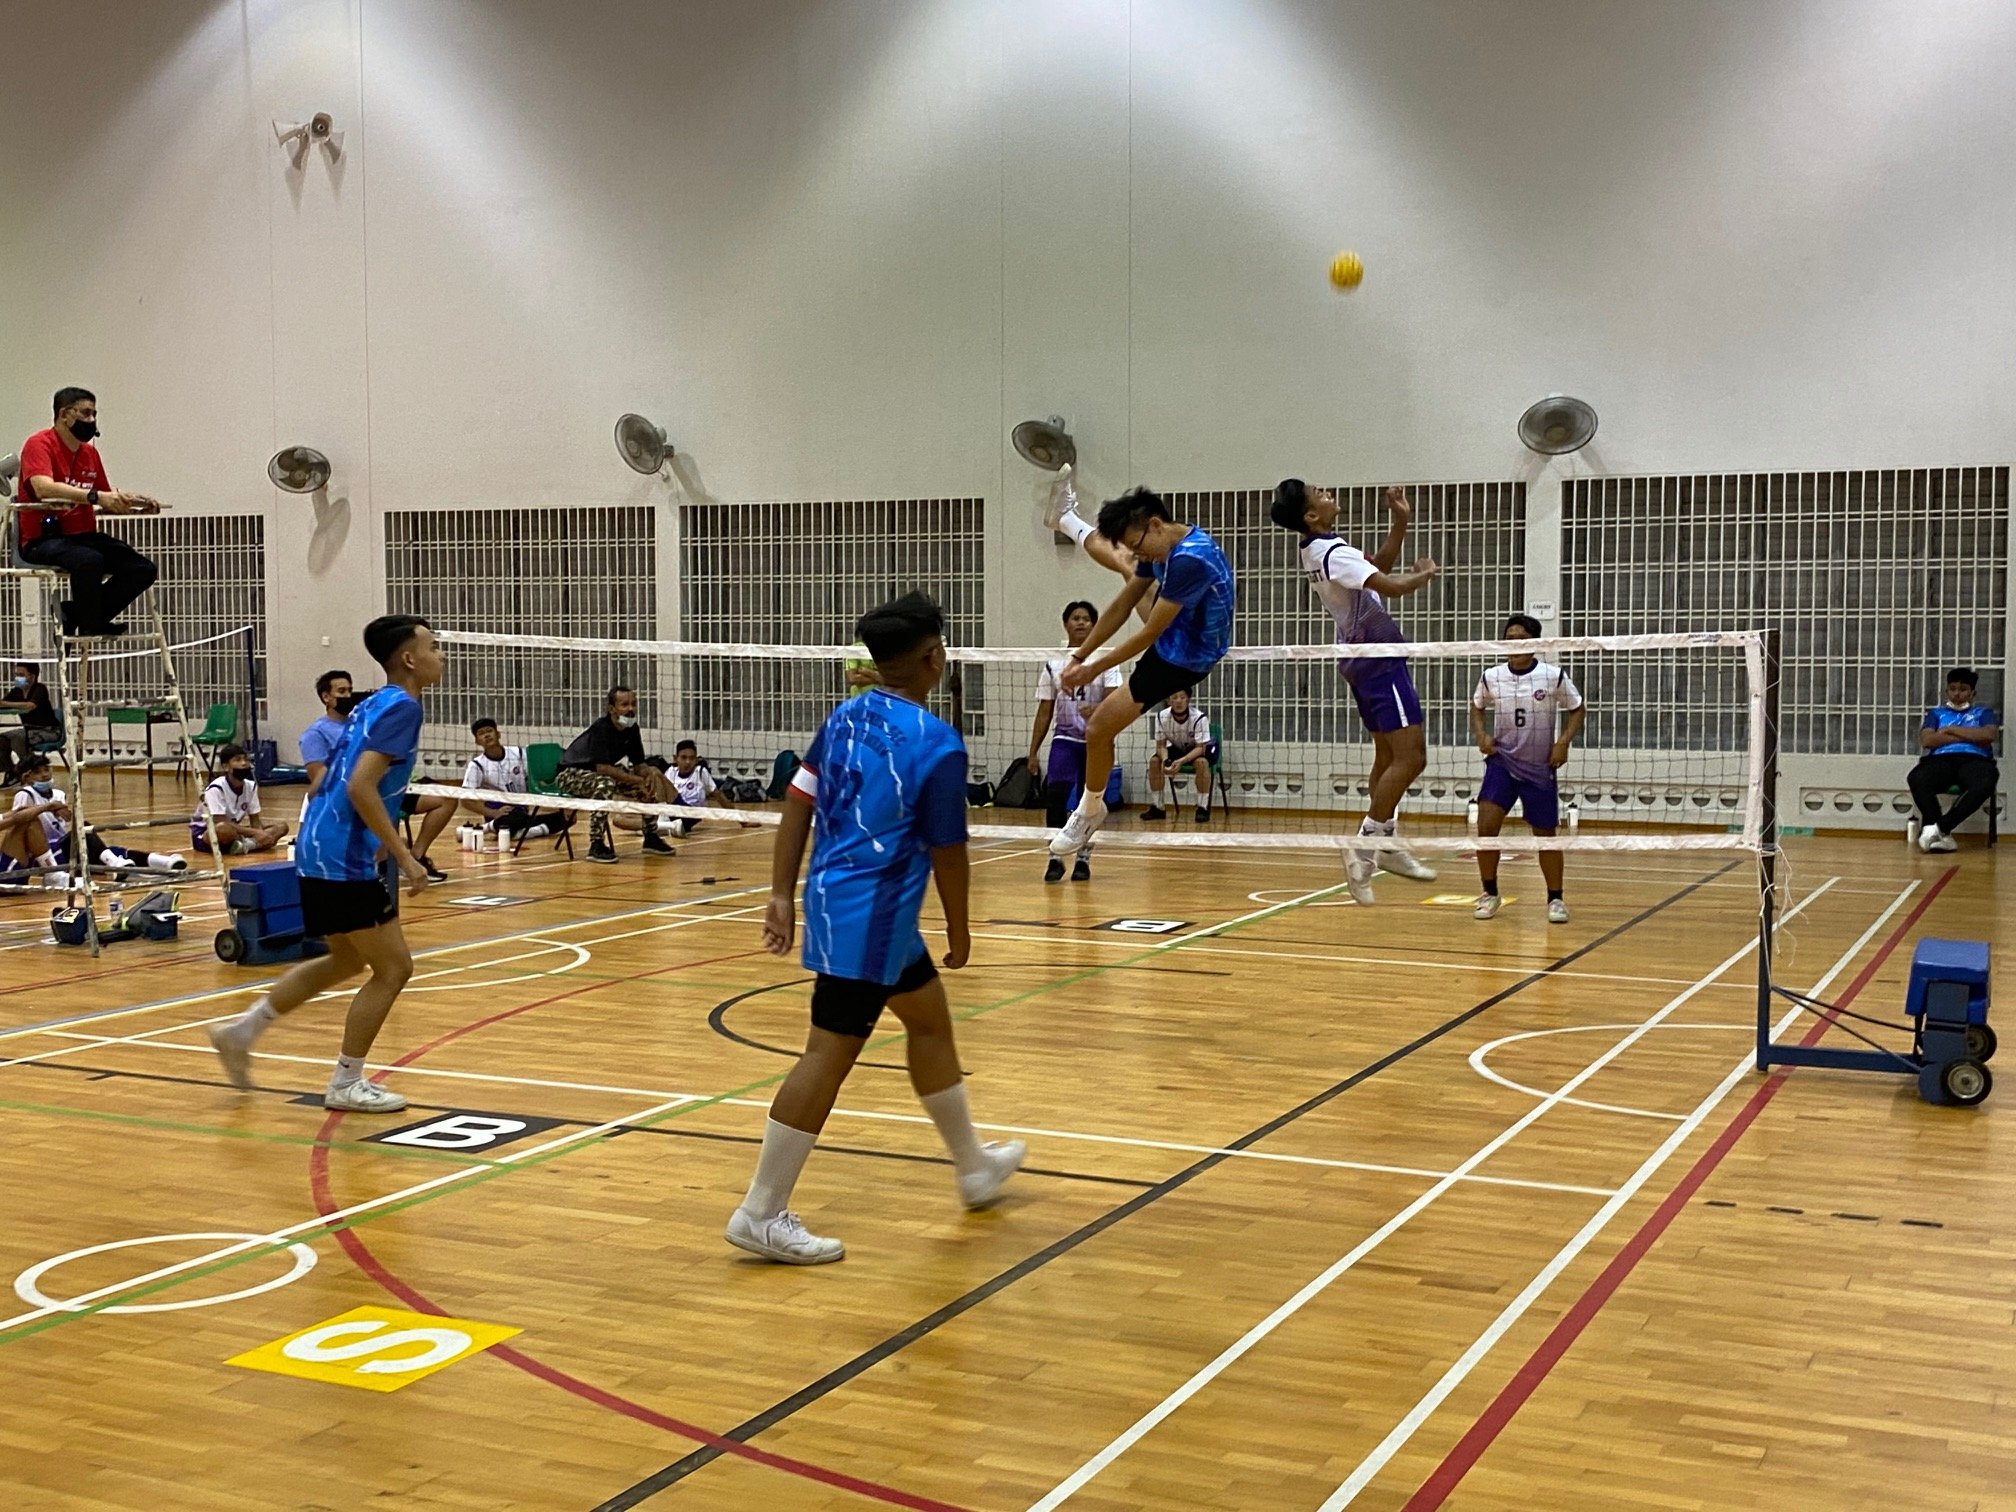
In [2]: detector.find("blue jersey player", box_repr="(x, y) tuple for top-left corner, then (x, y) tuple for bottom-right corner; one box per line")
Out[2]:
(208, 614), (444, 1114)
(729, 592), (1025, 1265)
(1050, 487), (1237, 858)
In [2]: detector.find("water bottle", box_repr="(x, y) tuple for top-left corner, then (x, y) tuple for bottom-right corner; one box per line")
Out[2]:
(108, 898), (122, 930)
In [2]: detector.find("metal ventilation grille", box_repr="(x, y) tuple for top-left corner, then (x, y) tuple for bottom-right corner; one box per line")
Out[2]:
(677, 498), (986, 751)
(1561, 468), (2009, 756)
(98, 514), (267, 717)
(384, 506), (657, 744)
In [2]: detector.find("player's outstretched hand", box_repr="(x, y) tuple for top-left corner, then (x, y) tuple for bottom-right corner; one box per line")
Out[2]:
(762, 894), (795, 956)
(397, 851), (431, 893)
(1058, 660), (1091, 693)
(942, 929), (970, 970)
(1412, 556), (1440, 580)
(1477, 734), (1497, 757)
(1385, 485), (1412, 522)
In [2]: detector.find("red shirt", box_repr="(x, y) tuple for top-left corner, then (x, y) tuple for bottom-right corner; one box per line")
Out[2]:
(15, 427), (110, 541)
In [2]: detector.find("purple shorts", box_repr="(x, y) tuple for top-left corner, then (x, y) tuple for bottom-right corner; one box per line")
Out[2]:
(1045, 738), (1088, 789)
(1478, 756), (1561, 830)
(1347, 659), (1423, 734)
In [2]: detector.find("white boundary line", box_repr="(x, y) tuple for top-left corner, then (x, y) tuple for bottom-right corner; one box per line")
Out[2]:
(1023, 876), (1840, 1512)
(1320, 876), (1918, 1508)
(1466, 1022), (1752, 1120)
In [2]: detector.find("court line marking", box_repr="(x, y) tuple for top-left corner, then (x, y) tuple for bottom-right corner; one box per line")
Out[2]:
(1023, 876), (1837, 1511)
(0, 860), (1328, 1338)
(1466, 1022), (1752, 1120)
(1342, 873), (1932, 1509)
(598, 862), (1745, 1506)
(15, 1231), (320, 1316)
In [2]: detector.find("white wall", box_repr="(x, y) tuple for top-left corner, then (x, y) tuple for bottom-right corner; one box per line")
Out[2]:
(4, 0), (2014, 774)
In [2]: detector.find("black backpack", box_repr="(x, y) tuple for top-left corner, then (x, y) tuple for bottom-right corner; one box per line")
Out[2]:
(766, 750), (801, 800)
(992, 757), (1041, 810)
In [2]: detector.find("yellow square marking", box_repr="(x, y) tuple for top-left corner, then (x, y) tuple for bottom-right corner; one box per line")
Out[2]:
(1424, 893), (1513, 907)
(228, 1305), (520, 1393)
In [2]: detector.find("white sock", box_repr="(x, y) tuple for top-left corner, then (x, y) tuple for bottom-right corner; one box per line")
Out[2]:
(919, 1082), (987, 1176)
(1198, 789), (1212, 813)
(329, 1052), (368, 1090)
(224, 998), (278, 1046)
(1358, 817), (1381, 837)
(1057, 511), (1094, 547)
(1150, 782), (1167, 806)
(741, 1117), (819, 1220)
(1076, 789), (1108, 819)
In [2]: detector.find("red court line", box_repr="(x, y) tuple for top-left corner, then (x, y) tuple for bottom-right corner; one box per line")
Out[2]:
(304, 946), (976, 1512)
(1403, 866), (1958, 1510)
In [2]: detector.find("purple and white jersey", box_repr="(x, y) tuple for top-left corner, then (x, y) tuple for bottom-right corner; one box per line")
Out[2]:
(1037, 653), (1124, 743)
(1301, 535), (1406, 682)
(1474, 661), (1583, 780)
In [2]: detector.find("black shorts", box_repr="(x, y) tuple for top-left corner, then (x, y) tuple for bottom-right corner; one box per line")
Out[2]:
(810, 950), (939, 1038)
(299, 871), (399, 937)
(1128, 647), (1210, 710)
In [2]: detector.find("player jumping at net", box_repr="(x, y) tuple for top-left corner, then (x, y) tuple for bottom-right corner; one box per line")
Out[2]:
(1469, 614), (1585, 924)
(1047, 488), (1236, 857)
(207, 614), (444, 1114)
(728, 591), (1024, 1265)
(1270, 480), (1440, 905)
(1028, 599), (1125, 882)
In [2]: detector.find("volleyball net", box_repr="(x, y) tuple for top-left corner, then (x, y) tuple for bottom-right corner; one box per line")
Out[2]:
(409, 627), (1779, 859)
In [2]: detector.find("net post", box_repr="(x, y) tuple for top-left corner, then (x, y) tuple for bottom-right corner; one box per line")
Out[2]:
(1754, 626), (1782, 1070)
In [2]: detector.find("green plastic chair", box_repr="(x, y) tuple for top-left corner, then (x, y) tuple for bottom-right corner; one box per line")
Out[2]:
(191, 703), (238, 775)
(511, 742), (574, 859)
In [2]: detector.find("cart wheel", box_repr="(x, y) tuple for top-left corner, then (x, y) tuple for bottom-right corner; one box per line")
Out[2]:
(1940, 1059), (1992, 1108)
(1964, 1023), (1997, 1062)
(214, 928), (246, 964)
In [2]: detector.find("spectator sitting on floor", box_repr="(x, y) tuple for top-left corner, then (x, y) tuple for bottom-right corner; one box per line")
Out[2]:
(1910, 666), (2000, 854)
(7, 752), (184, 876)
(192, 743), (289, 855)
(557, 685), (678, 865)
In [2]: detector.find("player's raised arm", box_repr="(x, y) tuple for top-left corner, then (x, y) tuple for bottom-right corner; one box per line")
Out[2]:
(1369, 485), (1412, 572)
(1365, 556), (1441, 600)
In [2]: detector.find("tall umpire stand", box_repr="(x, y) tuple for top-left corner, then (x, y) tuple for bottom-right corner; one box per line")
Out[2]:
(0, 463), (222, 956)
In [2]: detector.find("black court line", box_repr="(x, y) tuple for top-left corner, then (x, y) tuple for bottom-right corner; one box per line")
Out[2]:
(15, 1058), (1148, 1190)
(595, 860), (1740, 1510)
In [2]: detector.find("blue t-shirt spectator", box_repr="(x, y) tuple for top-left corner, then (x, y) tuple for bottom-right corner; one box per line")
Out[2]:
(1132, 525), (1236, 672)
(1922, 702), (1998, 759)
(297, 687), (423, 882)
(300, 714), (348, 769)
(794, 688), (967, 985)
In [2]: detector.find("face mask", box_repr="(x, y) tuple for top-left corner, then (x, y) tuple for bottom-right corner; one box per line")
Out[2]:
(614, 714), (638, 730)
(30, 781), (52, 797)
(9, 679), (24, 692)
(68, 419), (98, 443)
(334, 693), (359, 716)
(229, 768), (251, 785)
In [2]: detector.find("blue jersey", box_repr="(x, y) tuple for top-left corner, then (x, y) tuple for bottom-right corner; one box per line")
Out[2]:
(1134, 525), (1235, 671)
(300, 715), (348, 768)
(297, 686), (424, 882)
(795, 688), (968, 985)
(1923, 702), (1998, 759)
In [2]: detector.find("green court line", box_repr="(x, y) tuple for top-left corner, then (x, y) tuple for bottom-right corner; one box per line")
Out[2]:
(0, 1096), (503, 1168)
(0, 882), (1354, 1343)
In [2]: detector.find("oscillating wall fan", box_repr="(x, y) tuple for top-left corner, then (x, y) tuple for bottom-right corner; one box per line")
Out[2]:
(1517, 396), (1598, 456)
(1011, 416), (1076, 471)
(267, 446), (332, 493)
(615, 413), (675, 475)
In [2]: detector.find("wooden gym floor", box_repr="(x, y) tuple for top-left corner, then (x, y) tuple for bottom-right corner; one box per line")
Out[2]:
(0, 774), (2009, 1511)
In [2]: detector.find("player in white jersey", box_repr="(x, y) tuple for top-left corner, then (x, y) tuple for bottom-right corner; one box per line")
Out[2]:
(662, 739), (755, 835)
(1144, 690), (1215, 822)
(1270, 479), (1441, 904)
(1469, 614), (1586, 924)
(1028, 600), (1126, 882)
(461, 717), (571, 843)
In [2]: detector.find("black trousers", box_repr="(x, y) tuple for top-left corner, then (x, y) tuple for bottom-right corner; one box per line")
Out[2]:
(20, 530), (158, 631)
(1907, 754), (1998, 831)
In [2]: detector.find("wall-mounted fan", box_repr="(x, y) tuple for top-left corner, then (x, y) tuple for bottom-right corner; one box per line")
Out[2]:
(0, 453), (18, 494)
(1517, 396), (1598, 456)
(615, 413), (675, 476)
(267, 446), (332, 494)
(1011, 416), (1075, 471)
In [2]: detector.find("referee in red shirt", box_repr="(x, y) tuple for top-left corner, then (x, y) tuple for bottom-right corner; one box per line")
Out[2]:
(13, 387), (162, 637)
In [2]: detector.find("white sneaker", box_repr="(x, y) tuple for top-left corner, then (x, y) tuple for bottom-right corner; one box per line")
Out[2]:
(1344, 846), (1376, 905)
(725, 1207), (845, 1265)
(1548, 897), (1571, 924)
(1042, 462), (1081, 534)
(147, 852), (188, 871)
(957, 1140), (1027, 1210)
(323, 1078), (408, 1114)
(42, 871), (70, 891)
(1925, 830), (1958, 854)
(1380, 846), (1438, 882)
(1917, 824), (1942, 853)
(207, 1024), (254, 1089)
(1050, 793), (1109, 856)
(1474, 893), (1501, 920)
(103, 852), (135, 871)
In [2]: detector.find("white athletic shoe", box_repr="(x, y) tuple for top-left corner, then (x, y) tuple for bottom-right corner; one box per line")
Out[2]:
(147, 851), (188, 871)
(1548, 897), (1571, 924)
(207, 1024), (254, 1090)
(323, 1079), (408, 1114)
(1050, 793), (1109, 857)
(958, 1140), (1027, 1210)
(1043, 463), (1081, 534)
(1474, 893), (1501, 920)
(102, 851), (135, 870)
(1919, 825), (1958, 854)
(1344, 847), (1376, 906)
(1379, 846), (1437, 882)
(725, 1208), (845, 1265)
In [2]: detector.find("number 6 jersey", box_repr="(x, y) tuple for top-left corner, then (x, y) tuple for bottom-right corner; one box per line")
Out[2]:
(1473, 662), (1583, 781)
